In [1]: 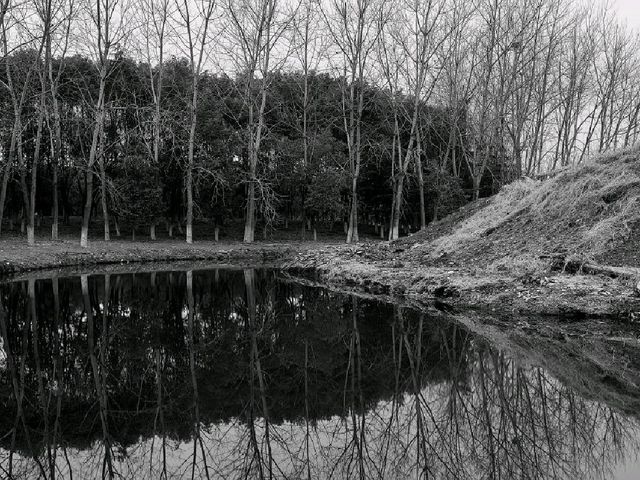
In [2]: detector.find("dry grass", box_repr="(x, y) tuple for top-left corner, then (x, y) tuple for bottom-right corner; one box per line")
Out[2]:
(427, 177), (540, 257)
(528, 147), (640, 258)
(486, 254), (550, 276)
(411, 144), (640, 269)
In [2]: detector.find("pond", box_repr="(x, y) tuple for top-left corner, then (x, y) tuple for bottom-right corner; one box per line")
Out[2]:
(0, 267), (639, 479)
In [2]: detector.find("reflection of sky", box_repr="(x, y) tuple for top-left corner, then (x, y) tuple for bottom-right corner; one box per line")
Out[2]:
(0, 337), (5, 370)
(3, 384), (640, 480)
(615, 459), (640, 480)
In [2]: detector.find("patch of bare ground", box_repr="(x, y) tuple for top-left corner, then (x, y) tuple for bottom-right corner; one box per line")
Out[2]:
(0, 236), (339, 276)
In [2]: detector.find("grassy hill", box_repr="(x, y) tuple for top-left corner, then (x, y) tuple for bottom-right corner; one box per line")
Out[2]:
(396, 145), (640, 275)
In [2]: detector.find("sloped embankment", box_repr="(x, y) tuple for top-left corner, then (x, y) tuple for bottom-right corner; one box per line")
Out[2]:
(396, 145), (640, 274)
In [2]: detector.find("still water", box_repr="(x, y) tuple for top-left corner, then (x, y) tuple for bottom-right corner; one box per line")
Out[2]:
(0, 267), (639, 479)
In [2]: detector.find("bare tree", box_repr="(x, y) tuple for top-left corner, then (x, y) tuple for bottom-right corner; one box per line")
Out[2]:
(225, 0), (291, 243)
(0, 1), (48, 244)
(139, 0), (171, 239)
(80, 0), (131, 247)
(459, 0), (505, 201)
(379, 0), (447, 240)
(321, 0), (387, 244)
(175, 0), (217, 244)
(290, 0), (324, 239)
(21, 0), (69, 245)
(0, 0), (18, 236)
(47, 0), (75, 240)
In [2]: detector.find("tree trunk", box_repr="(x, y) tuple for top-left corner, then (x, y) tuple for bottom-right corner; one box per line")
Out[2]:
(0, 146), (12, 236)
(186, 163), (193, 243)
(346, 181), (359, 244)
(388, 185), (396, 241)
(185, 162), (194, 244)
(81, 68), (106, 248)
(27, 103), (45, 246)
(389, 173), (405, 241)
(0, 120), (20, 236)
(185, 46), (200, 245)
(415, 128), (426, 230)
(473, 175), (481, 201)
(244, 180), (256, 242)
(80, 169), (93, 248)
(51, 165), (59, 240)
(49, 70), (62, 241)
(99, 149), (109, 241)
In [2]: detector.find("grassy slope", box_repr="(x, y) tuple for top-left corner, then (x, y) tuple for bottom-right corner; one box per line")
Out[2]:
(396, 145), (640, 274)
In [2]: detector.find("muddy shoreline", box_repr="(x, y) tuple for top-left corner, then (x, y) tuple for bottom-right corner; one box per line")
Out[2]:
(1, 238), (639, 318)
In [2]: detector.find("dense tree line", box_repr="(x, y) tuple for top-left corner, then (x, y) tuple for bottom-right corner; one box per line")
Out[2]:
(0, 0), (638, 245)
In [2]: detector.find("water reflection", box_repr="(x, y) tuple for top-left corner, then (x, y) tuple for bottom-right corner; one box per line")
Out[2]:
(0, 268), (638, 479)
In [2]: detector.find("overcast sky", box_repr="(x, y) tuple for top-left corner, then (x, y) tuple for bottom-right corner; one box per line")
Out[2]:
(615, 0), (640, 30)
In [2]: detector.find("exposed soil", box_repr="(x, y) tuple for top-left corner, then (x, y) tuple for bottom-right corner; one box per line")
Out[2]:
(597, 220), (640, 268)
(0, 236), (327, 275)
(284, 243), (640, 318)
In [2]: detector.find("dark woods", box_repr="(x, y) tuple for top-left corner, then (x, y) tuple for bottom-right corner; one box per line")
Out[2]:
(0, 51), (473, 244)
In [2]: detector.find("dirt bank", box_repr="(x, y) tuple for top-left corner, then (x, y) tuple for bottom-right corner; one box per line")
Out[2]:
(0, 237), (323, 276)
(284, 242), (640, 318)
(0, 235), (636, 318)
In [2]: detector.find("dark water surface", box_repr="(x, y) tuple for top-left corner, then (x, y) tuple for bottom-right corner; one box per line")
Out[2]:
(0, 267), (639, 479)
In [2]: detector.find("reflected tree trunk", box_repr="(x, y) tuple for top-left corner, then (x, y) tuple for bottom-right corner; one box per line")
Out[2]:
(30, 279), (55, 476)
(244, 268), (273, 479)
(186, 270), (210, 479)
(0, 287), (46, 477)
(83, 274), (114, 478)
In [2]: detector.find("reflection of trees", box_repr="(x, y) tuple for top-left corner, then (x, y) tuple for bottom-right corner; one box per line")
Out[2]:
(0, 269), (639, 479)
(358, 307), (640, 480)
(83, 274), (115, 478)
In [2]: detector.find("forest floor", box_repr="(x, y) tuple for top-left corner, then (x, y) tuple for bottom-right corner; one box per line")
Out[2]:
(0, 235), (329, 275)
(3, 146), (640, 318)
